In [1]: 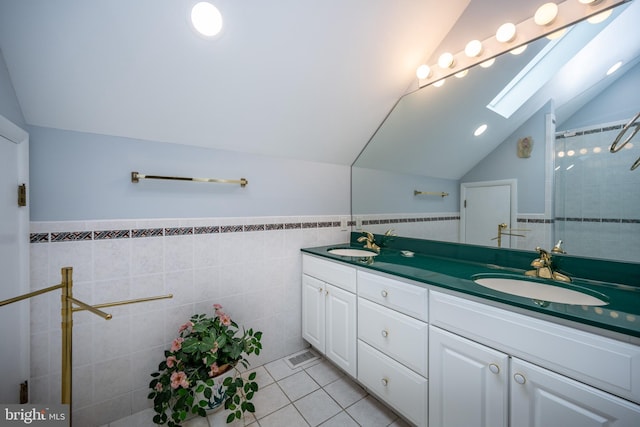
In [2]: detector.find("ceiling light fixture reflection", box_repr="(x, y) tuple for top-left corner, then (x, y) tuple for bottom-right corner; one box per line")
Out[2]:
(480, 58), (495, 68)
(465, 40), (483, 57)
(510, 45), (527, 55)
(579, 0), (604, 4)
(191, 2), (223, 37)
(546, 28), (567, 39)
(566, 164), (575, 170)
(416, 64), (432, 80)
(496, 23), (517, 43)
(433, 79), (446, 87)
(474, 124), (488, 136)
(606, 60), (622, 75)
(587, 9), (612, 24)
(455, 69), (468, 78)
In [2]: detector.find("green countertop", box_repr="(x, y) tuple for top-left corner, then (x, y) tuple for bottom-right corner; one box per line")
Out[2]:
(301, 239), (640, 339)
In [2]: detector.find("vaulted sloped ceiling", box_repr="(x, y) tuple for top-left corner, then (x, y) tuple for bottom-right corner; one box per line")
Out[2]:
(0, 0), (547, 166)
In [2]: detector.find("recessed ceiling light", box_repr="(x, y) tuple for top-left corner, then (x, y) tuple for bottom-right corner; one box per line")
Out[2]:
(191, 2), (223, 37)
(416, 64), (431, 80)
(474, 124), (488, 136)
(606, 60), (622, 75)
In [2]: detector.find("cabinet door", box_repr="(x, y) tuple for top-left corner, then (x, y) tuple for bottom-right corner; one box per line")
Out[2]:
(511, 358), (640, 427)
(302, 274), (325, 353)
(325, 283), (357, 377)
(429, 326), (509, 427)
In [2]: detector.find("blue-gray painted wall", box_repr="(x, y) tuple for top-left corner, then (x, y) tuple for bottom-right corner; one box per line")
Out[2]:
(0, 48), (24, 127)
(461, 103), (550, 214)
(28, 126), (350, 221)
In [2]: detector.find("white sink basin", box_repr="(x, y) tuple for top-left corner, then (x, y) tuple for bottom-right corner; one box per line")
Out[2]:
(473, 277), (607, 306)
(328, 248), (379, 257)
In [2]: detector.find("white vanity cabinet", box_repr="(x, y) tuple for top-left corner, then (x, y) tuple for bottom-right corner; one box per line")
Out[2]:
(429, 291), (640, 427)
(357, 270), (429, 426)
(302, 255), (357, 377)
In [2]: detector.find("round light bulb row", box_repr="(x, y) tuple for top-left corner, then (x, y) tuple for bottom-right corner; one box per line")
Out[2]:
(415, 0), (616, 84)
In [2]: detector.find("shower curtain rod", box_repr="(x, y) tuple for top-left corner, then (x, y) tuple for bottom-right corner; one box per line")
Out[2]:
(131, 171), (248, 187)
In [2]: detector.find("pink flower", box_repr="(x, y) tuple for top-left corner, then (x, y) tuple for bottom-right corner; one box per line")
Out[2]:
(166, 356), (177, 368)
(220, 314), (231, 326)
(171, 337), (184, 352)
(213, 303), (223, 311)
(178, 321), (193, 334)
(155, 382), (163, 392)
(170, 371), (189, 389)
(209, 362), (220, 377)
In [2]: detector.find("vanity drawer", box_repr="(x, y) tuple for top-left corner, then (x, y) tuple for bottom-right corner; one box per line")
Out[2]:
(357, 270), (428, 321)
(358, 340), (428, 427)
(430, 291), (640, 405)
(358, 297), (428, 376)
(303, 254), (356, 293)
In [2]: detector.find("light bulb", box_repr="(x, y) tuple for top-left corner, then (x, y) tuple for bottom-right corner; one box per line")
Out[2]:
(534, 3), (559, 26)
(496, 23), (516, 43)
(433, 79), (446, 87)
(510, 45), (527, 55)
(465, 40), (483, 57)
(438, 52), (455, 69)
(416, 64), (431, 80)
(480, 58), (495, 68)
(455, 69), (468, 79)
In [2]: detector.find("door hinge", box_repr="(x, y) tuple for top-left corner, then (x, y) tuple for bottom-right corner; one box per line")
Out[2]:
(20, 381), (28, 404)
(464, 199), (467, 208)
(18, 183), (26, 207)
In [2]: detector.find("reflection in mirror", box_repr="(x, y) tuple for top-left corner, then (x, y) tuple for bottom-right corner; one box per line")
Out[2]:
(352, 2), (640, 264)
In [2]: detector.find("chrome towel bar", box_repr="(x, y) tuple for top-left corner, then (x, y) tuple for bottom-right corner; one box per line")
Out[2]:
(131, 171), (248, 187)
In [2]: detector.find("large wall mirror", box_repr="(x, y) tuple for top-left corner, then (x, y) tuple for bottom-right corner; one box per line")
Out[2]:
(352, 1), (640, 263)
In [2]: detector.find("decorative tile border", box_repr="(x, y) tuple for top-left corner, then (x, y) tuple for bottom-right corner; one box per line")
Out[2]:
(362, 216), (460, 226)
(30, 219), (346, 244)
(554, 217), (640, 223)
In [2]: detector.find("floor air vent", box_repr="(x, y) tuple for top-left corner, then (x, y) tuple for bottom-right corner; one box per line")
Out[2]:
(285, 349), (319, 369)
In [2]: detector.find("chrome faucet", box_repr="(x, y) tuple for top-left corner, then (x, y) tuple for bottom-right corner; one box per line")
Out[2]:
(525, 247), (571, 282)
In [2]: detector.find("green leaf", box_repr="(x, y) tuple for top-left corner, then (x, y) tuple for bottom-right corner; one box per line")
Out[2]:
(181, 337), (200, 353)
(204, 387), (212, 399)
(195, 384), (205, 393)
(245, 402), (255, 412)
(226, 413), (236, 423)
(248, 372), (257, 381)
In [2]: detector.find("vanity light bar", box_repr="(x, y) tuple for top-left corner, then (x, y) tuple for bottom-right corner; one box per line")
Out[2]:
(415, 0), (628, 89)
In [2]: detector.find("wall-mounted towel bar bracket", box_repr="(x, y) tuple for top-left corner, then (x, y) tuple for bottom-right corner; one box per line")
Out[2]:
(414, 190), (449, 197)
(131, 171), (248, 187)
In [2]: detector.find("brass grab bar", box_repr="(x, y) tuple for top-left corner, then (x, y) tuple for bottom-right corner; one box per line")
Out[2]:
(610, 112), (640, 171)
(131, 171), (248, 187)
(414, 190), (449, 197)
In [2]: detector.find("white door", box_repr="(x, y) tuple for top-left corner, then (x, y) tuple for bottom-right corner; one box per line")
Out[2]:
(325, 284), (356, 377)
(461, 180), (515, 248)
(429, 326), (509, 427)
(0, 116), (29, 403)
(510, 358), (640, 427)
(301, 274), (325, 352)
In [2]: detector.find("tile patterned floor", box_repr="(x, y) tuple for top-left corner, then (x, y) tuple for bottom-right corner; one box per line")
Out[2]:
(107, 353), (411, 427)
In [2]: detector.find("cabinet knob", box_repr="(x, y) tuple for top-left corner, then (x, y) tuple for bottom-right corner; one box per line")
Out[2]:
(489, 363), (500, 374)
(325, 290), (329, 296)
(381, 290), (388, 297)
(318, 287), (323, 293)
(381, 330), (389, 338)
(513, 373), (526, 385)
(381, 378), (389, 386)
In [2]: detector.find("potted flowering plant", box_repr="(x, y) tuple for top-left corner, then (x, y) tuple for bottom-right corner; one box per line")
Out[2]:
(148, 304), (263, 426)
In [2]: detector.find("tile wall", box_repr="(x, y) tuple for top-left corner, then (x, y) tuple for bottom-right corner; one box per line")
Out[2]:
(28, 215), (349, 426)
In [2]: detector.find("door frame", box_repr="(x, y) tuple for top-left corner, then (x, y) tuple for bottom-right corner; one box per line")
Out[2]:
(0, 113), (30, 401)
(460, 179), (517, 245)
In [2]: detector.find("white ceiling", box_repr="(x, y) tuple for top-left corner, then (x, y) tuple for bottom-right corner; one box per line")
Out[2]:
(0, 0), (553, 166)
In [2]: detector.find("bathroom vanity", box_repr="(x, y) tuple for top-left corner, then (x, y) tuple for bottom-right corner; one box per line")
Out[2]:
(301, 236), (640, 427)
